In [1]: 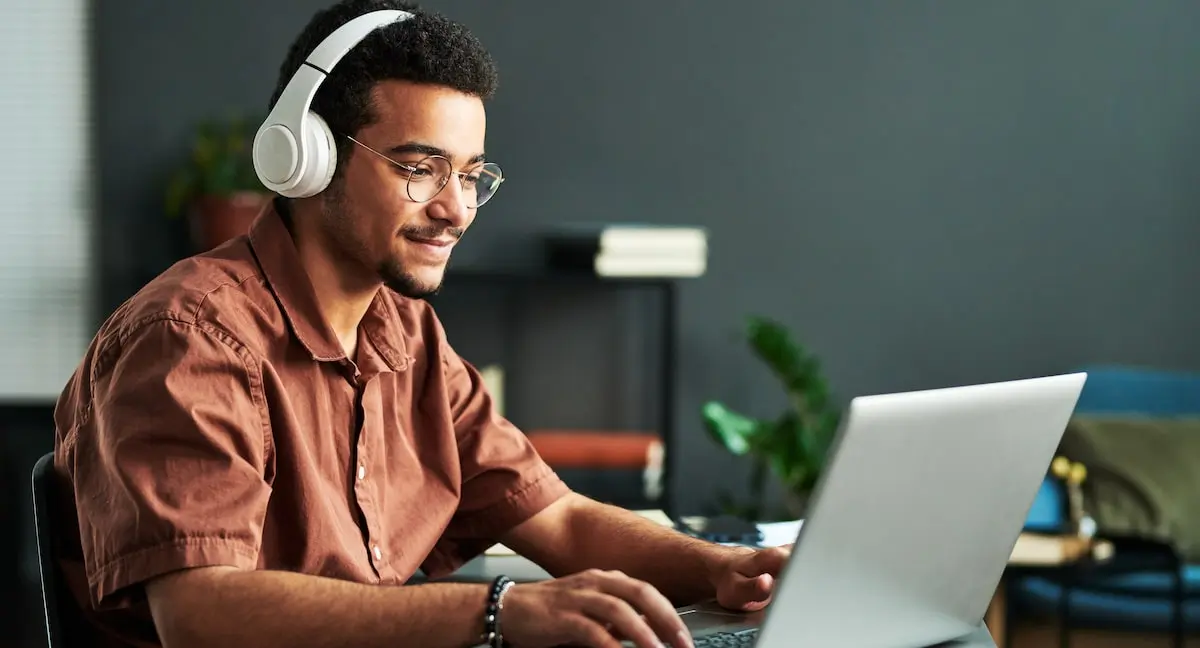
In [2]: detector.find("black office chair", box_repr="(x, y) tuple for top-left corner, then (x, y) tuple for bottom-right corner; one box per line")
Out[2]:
(31, 451), (94, 648)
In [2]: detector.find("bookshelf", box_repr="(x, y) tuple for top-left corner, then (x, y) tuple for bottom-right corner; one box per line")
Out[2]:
(428, 266), (681, 516)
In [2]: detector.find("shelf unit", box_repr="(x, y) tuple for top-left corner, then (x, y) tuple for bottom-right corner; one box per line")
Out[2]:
(428, 267), (681, 517)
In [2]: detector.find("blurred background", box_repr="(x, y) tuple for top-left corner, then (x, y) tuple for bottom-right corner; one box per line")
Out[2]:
(3, 1), (1200, 646)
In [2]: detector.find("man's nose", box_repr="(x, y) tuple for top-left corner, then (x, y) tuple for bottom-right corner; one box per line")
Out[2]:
(427, 176), (472, 227)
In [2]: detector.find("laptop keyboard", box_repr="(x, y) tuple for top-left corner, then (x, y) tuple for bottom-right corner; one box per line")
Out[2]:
(694, 628), (759, 647)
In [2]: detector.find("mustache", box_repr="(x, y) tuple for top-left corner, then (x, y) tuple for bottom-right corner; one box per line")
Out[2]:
(400, 225), (464, 241)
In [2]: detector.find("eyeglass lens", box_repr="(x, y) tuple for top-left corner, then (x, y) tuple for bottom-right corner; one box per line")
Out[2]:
(405, 156), (503, 208)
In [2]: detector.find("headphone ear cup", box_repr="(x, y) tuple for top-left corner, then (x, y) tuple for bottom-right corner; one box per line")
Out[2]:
(253, 121), (301, 194)
(286, 111), (338, 198)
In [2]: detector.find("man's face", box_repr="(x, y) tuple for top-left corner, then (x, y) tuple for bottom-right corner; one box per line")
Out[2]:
(319, 79), (487, 298)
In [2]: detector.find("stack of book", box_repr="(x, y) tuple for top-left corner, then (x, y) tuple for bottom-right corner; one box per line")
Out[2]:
(542, 223), (708, 278)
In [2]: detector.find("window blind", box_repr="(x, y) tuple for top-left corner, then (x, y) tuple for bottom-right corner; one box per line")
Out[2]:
(0, 0), (94, 401)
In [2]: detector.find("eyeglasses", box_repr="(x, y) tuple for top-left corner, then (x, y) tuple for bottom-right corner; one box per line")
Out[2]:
(345, 135), (504, 208)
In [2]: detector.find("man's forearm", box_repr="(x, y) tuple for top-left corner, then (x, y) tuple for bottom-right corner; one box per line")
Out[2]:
(148, 567), (489, 648)
(514, 496), (749, 606)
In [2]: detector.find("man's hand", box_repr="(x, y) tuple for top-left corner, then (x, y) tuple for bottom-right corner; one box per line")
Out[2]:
(502, 569), (694, 648)
(707, 545), (793, 612)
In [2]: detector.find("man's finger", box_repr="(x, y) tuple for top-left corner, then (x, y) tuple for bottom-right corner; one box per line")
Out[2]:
(594, 573), (692, 648)
(563, 613), (624, 648)
(742, 547), (790, 577)
(723, 573), (774, 610)
(578, 591), (660, 648)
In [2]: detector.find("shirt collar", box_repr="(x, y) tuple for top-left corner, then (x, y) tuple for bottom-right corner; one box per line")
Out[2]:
(247, 201), (409, 372)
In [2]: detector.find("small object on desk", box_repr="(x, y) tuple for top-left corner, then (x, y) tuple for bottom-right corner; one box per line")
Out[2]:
(1050, 455), (1096, 539)
(678, 515), (764, 545)
(757, 519), (803, 548)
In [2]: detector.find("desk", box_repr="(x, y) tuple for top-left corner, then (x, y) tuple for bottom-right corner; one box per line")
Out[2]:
(418, 531), (1107, 648)
(424, 532), (1110, 585)
(420, 554), (999, 647)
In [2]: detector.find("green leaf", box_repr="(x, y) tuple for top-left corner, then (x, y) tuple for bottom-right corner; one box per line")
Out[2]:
(700, 401), (762, 456)
(164, 171), (197, 218)
(164, 112), (269, 218)
(701, 313), (844, 514)
(746, 315), (817, 396)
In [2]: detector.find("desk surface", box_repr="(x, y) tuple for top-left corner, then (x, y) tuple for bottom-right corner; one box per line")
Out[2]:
(423, 530), (1103, 584)
(415, 526), (1099, 648)
(430, 554), (552, 583)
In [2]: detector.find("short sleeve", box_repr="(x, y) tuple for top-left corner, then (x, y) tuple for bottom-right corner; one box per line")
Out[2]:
(422, 334), (570, 575)
(65, 317), (271, 609)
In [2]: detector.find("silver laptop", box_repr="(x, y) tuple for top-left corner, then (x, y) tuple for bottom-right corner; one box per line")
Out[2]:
(674, 372), (1087, 648)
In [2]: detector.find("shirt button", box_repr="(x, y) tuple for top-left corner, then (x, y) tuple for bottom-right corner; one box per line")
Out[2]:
(357, 464), (366, 481)
(372, 545), (383, 561)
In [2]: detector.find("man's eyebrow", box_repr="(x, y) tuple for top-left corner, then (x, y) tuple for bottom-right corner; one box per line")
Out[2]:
(388, 142), (487, 165)
(388, 142), (447, 158)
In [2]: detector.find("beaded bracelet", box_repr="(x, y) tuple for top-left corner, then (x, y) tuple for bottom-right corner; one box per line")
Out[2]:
(482, 574), (515, 648)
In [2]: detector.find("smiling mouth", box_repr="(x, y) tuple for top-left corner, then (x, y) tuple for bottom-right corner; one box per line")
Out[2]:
(406, 236), (452, 246)
(402, 234), (457, 263)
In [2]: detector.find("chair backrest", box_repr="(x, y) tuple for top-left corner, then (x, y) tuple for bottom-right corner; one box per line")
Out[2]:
(31, 451), (92, 648)
(1023, 365), (1200, 531)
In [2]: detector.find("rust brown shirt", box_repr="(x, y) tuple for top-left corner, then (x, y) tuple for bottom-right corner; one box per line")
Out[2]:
(51, 205), (569, 646)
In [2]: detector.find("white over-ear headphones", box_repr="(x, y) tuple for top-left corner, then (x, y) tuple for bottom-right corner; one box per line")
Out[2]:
(253, 9), (414, 199)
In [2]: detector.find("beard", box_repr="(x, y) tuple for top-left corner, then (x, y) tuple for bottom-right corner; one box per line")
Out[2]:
(319, 179), (455, 300)
(378, 256), (443, 299)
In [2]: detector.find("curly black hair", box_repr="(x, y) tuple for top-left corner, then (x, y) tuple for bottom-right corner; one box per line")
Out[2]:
(268, 0), (497, 177)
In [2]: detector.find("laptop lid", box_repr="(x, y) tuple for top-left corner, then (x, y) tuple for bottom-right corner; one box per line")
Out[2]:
(754, 372), (1086, 648)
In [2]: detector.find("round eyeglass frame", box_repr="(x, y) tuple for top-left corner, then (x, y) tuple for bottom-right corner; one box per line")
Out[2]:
(344, 134), (504, 208)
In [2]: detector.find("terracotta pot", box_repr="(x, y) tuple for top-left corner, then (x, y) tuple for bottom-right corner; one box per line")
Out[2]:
(188, 192), (271, 251)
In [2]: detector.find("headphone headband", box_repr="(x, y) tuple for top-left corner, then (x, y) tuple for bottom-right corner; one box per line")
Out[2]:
(253, 9), (414, 198)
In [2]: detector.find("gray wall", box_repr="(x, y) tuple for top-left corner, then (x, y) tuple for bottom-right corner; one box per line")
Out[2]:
(91, 0), (1200, 519)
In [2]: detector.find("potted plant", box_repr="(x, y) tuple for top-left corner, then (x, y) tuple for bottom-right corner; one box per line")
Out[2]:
(165, 114), (271, 251)
(701, 315), (842, 521)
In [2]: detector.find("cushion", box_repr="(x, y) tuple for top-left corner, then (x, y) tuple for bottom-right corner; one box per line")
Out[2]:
(1059, 416), (1200, 562)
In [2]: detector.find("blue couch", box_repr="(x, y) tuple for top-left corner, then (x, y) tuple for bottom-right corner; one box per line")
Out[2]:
(1011, 366), (1200, 634)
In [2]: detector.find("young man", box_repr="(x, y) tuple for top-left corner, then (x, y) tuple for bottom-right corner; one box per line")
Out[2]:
(51, 2), (789, 647)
